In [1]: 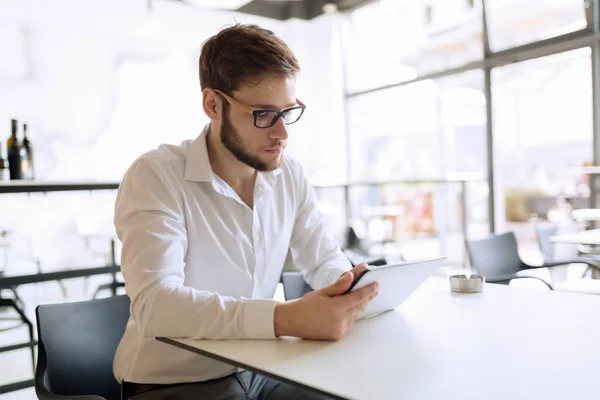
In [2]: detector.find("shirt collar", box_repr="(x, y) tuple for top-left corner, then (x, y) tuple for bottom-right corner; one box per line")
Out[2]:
(183, 124), (214, 183)
(184, 124), (282, 189)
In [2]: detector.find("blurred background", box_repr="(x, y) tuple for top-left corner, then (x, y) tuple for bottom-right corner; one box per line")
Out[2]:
(2, 0), (600, 396)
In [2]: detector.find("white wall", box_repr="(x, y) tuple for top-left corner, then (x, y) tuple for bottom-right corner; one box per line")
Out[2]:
(0, 0), (347, 271)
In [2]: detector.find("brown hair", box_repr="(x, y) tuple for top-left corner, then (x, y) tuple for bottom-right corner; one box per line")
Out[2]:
(199, 24), (300, 94)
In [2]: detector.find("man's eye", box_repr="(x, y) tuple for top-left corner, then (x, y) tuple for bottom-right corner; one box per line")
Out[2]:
(256, 111), (272, 120)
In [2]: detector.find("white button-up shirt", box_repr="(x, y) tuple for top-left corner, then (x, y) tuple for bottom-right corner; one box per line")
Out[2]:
(113, 126), (351, 384)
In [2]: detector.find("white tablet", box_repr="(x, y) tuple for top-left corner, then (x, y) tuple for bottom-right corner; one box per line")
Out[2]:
(346, 256), (446, 319)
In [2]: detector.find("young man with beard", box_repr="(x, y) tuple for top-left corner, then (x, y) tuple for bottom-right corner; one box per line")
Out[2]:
(113, 24), (379, 399)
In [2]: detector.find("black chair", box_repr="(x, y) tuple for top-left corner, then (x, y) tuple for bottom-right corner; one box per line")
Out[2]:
(467, 232), (600, 289)
(536, 225), (560, 262)
(536, 225), (600, 278)
(35, 295), (130, 400)
(342, 248), (388, 269)
(92, 279), (125, 299)
(343, 225), (370, 255)
(342, 226), (390, 267)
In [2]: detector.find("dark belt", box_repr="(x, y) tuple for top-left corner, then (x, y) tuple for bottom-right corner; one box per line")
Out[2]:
(122, 381), (185, 399)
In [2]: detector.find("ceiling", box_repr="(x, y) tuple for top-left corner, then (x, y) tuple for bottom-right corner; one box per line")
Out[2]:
(185, 0), (376, 20)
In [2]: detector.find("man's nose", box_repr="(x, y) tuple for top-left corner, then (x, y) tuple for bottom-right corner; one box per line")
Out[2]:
(269, 117), (289, 141)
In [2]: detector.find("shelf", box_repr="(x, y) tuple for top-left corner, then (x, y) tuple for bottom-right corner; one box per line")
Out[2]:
(0, 181), (119, 194)
(0, 379), (34, 395)
(0, 176), (486, 193)
(0, 265), (121, 289)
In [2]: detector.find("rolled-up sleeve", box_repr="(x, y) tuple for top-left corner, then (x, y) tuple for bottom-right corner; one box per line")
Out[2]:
(288, 163), (351, 290)
(115, 157), (276, 340)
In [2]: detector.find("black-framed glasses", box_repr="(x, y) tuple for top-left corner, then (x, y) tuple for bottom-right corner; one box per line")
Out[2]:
(214, 89), (306, 128)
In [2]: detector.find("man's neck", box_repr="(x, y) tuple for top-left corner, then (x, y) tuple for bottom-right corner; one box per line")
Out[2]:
(206, 125), (257, 204)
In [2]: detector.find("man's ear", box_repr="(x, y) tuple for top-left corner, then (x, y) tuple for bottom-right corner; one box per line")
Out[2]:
(202, 88), (221, 121)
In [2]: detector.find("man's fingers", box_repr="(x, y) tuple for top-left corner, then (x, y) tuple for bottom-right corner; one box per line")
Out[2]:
(346, 298), (370, 321)
(339, 263), (369, 284)
(319, 271), (354, 297)
(349, 263), (369, 277)
(346, 281), (378, 304)
(350, 297), (370, 314)
(333, 281), (378, 309)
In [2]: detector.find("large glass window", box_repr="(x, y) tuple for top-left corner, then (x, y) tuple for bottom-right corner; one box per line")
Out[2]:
(346, 70), (489, 262)
(493, 48), (593, 235)
(343, 0), (598, 268)
(344, 0), (483, 93)
(348, 71), (486, 181)
(486, 0), (588, 51)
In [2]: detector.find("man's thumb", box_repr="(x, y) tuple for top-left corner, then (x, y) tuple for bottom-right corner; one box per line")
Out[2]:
(320, 271), (354, 296)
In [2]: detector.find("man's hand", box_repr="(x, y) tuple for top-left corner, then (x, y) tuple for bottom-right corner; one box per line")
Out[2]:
(339, 262), (371, 285)
(274, 263), (378, 341)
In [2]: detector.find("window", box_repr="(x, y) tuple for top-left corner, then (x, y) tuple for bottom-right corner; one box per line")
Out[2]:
(492, 48), (592, 231)
(344, 0), (483, 93)
(347, 70), (489, 261)
(486, 0), (588, 51)
(348, 70), (486, 181)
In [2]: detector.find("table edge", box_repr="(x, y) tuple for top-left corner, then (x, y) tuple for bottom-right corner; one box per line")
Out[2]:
(155, 337), (349, 400)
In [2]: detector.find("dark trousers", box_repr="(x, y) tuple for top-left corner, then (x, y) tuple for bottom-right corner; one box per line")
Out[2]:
(123, 370), (335, 400)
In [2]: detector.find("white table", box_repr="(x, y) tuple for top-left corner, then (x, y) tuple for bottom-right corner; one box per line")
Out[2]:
(572, 209), (600, 221)
(550, 229), (600, 246)
(157, 277), (600, 400)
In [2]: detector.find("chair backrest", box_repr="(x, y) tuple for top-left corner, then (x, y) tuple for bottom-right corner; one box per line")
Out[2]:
(466, 232), (525, 277)
(536, 225), (558, 260)
(281, 272), (313, 300)
(36, 295), (130, 400)
(344, 226), (362, 249)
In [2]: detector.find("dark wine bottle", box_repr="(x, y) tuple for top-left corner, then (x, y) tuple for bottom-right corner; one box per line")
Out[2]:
(7, 119), (17, 152)
(7, 119), (25, 180)
(22, 123), (34, 180)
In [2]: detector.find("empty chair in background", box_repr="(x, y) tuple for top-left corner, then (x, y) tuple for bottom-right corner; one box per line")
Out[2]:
(537, 224), (600, 279)
(467, 231), (600, 293)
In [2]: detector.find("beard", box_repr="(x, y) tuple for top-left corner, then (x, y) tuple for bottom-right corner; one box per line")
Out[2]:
(220, 106), (283, 172)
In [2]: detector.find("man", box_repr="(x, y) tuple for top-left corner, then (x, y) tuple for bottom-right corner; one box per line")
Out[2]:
(113, 23), (378, 399)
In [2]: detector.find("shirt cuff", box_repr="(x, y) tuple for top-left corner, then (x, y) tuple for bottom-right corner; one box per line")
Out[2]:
(242, 299), (277, 339)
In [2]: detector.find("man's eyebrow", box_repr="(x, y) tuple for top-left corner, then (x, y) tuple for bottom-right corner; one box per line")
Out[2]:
(250, 102), (298, 110)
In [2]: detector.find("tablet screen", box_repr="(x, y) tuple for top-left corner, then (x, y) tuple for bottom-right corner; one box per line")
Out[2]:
(345, 257), (446, 319)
